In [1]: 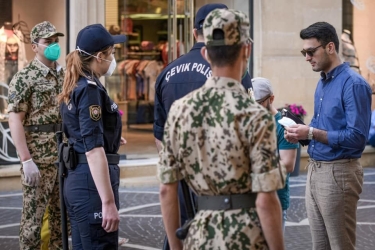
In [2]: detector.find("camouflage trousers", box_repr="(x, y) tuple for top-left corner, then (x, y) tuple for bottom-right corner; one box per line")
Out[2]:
(183, 209), (268, 249)
(20, 163), (62, 250)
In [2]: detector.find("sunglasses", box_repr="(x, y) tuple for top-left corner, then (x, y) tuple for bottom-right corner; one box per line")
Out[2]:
(301, 45), (323, 57)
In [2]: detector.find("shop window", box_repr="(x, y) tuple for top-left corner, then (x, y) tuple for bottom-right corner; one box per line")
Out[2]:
(105, 0), (190, 130)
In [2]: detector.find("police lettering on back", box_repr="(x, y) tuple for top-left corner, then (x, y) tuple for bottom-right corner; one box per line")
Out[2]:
(165, 62), (212, 82)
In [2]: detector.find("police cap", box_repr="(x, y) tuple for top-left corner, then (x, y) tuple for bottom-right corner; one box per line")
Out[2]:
(76, 24), (126, 54)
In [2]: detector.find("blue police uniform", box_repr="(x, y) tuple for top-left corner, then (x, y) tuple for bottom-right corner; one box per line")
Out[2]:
(154, 42), (253, 225)
(154, 42), (252, 140)
(61, 74), (122, 249)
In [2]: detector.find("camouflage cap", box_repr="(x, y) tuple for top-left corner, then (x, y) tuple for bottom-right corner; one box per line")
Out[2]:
(203, 9), (251, 46)
(30, 21), (64, 42)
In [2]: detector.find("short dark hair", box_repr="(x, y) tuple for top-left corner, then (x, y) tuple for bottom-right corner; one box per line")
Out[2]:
(206, 29), (242, 67)
(196, 28), (203, 37)
(300, 22), (339, 53)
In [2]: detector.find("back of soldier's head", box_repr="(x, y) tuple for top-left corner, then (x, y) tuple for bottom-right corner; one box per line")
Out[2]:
(202, 9), (252, 67)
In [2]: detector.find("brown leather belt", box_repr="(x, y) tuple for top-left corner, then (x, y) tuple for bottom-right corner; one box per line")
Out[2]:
(24, 123), (62, 133)
(197, 193), (257, 211)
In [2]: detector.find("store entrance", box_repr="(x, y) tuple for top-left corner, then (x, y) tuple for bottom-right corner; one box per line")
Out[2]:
(105, 0), (194, 158)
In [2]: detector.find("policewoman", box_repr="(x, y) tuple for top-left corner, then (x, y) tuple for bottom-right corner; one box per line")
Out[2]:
(57, 24), (126, 249)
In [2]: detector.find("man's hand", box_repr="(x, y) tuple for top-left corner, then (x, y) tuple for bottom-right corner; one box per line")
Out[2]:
(22, 159), (40, 186)
(284, 124), (309, 143)
(120, 137), (127, 146)
(102, 202), (120, 232)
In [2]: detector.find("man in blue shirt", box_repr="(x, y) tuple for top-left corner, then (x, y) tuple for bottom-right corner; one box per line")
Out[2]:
(154, 3), (253, 226)
(252, 77), (298, 232)
(285, 22), (371, 250)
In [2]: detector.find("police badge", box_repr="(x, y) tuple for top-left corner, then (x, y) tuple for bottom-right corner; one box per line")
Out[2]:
(89, 105), (101, 121)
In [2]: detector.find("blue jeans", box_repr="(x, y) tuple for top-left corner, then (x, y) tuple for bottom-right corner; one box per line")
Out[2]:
(282, 210), (287, 232)
(368, 134), (375, 147)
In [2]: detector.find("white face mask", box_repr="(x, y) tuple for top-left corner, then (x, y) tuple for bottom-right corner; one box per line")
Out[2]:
(104, 57), (116, 76)
(75, 46), (116, 76)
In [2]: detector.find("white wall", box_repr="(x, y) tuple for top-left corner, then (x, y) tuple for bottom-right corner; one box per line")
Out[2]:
(253, 0), (342, 122)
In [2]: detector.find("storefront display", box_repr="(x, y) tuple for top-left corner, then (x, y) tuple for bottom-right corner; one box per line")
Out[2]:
(105, 0), (193, 130)
(0, 22), (28, 117)
(0, 21), (29, 164)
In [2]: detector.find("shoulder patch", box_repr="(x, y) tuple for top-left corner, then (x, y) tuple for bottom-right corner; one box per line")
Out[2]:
(89, 105), (101, 121)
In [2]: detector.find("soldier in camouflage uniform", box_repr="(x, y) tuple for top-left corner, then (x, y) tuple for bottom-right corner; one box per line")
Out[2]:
(158, 9), (286, 250)
(7, 21), (64, 250)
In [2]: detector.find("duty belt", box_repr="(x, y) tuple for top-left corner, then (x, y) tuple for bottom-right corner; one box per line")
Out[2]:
(197, 193), (257, 211)
(77, 153), (120, 165)
(24, 123), (62, 133)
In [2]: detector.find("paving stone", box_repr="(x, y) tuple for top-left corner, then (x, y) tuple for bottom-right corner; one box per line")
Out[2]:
(0, 168), (374, 249)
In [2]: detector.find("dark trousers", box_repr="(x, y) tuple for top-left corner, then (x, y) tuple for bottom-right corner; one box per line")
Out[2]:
(64, 164), (120, 250)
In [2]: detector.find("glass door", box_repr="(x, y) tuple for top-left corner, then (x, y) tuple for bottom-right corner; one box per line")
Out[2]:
(167, 0), (194, 63)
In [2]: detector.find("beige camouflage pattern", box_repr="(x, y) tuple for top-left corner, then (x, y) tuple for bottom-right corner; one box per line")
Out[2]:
(203, 9), (251, 46)
(30, 21), (64, 42)
(157, 76), (285, 249)
(7, 57), (64, 249)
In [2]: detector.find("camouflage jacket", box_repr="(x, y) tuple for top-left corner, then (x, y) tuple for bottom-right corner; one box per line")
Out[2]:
(7, 57), (64, 165)
(157, 76), (285, 249)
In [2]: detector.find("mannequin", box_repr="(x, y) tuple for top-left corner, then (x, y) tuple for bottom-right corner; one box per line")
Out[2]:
(0, 21), (28, 115)
(3, 22), (13, 36)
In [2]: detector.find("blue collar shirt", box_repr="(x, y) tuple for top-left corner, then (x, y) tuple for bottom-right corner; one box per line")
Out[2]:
(308, 62), (372, 161)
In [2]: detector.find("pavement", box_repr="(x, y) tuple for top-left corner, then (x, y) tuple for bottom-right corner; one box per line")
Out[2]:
(0, 168), (374, 250)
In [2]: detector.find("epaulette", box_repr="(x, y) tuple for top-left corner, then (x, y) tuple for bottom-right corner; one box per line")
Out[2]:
(87, 80), (97, 86)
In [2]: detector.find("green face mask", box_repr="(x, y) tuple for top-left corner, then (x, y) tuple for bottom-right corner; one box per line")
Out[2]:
(37, 42), (61, 61)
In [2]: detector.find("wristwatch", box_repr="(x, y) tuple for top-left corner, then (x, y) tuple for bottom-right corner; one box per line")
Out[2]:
(308, 126), (314, 140)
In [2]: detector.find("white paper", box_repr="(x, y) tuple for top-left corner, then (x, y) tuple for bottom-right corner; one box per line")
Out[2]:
(278, 117), (297, 127)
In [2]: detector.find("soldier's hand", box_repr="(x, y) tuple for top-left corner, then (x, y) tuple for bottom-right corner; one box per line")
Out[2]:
(102, 203), (120, 232)
(22, 159), (41, 187)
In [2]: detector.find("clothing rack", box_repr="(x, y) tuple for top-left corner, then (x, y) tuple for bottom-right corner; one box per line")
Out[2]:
(117, 53), (164, 127)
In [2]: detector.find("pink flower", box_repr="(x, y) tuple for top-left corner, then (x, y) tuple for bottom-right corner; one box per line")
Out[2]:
(283, 103), (307, 118)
